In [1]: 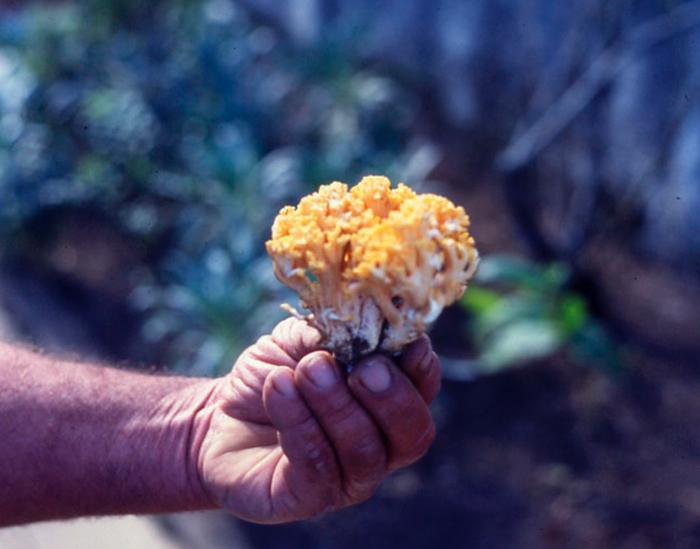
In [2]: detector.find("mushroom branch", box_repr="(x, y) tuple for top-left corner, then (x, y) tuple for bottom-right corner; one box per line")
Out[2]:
(266, 176), (479, 364)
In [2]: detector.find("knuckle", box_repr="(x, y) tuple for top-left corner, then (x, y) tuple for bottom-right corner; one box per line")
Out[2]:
(282, 404), (315, 430)
(292, 417), (336, 476)
(271, 317), (296, 343)
(324, 391), (360, 425)
(346, 433), (384, 471)
(230, 365), (261, 397)
(281, 319), (321, 358)
(353, 431), (384, 457)
(295, 410), (320, 432)
(251, 334), (295, 366)
(305, 444), (334, 477)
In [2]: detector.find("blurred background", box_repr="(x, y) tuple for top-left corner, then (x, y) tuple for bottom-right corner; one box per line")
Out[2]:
(0, 0), (699, 547)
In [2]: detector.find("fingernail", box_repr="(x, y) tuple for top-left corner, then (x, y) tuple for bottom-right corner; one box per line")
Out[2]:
(358, 359), (391, 393)
(306, 357), (338, 389)
(273, 372), (296, 397)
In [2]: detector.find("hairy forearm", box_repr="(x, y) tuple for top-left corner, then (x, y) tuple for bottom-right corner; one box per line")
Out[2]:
(0, 343), (218, 526)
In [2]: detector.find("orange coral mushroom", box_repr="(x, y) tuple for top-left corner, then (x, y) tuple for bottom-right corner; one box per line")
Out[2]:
(266, 175), (479, 363)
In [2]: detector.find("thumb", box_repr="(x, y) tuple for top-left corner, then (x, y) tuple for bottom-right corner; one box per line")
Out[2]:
(271, 317), (324, 363)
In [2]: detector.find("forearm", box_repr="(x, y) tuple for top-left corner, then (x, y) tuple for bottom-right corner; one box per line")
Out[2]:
(0, 343), (218, 526)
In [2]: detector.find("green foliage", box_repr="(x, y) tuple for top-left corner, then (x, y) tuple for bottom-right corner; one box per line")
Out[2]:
(461, 255), (622, 374)
(0, 0), (433, 375)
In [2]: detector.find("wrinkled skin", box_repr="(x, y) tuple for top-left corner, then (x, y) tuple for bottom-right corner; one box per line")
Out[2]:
(197, 318), (441, 524)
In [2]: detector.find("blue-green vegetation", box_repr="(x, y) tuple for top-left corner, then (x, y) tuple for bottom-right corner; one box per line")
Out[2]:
(462, 255), (622, 374)
(0, 0), (429, 374)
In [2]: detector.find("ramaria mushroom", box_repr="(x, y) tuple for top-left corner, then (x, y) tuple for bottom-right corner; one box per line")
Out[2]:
(266, 175), (479, 364)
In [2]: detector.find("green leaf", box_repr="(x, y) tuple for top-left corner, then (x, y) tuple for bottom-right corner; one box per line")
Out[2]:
(480, 319), (563, 372)
(473, 294), (549, 342)
(461, 286), (501, 315)
(558, 294), (588, 334)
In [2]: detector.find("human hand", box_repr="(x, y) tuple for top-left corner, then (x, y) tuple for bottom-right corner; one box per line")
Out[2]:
(194, 318), (441, 524)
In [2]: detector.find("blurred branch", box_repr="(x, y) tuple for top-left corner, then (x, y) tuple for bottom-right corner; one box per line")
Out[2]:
(514, 0), (606, 138)
(497, 1), (700, 172)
